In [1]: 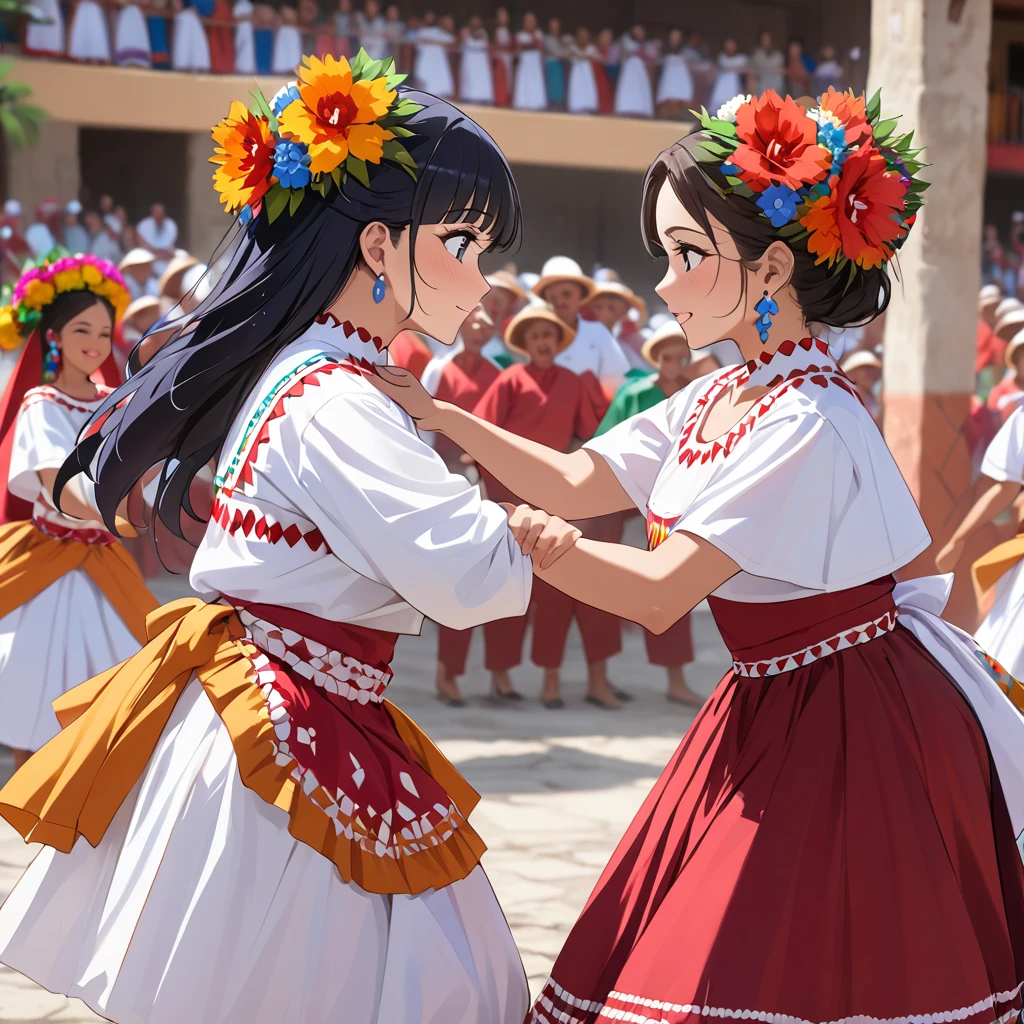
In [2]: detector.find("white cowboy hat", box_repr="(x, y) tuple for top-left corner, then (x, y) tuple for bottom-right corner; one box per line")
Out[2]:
(119, 247), (158, 271)
(995, 305), (1024, 341)
(640, 320), (690, 367)
(1007, 327), (1024, 369)
(531, 256), (597, 302)
(589, 280), (648, 322)
(979, 284), (1002, 304)
(840, 350), (883, 374)
(504, 302), (576, 354)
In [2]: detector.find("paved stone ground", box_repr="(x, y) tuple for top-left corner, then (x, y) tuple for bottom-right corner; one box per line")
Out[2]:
(0, 581), (729, 1023)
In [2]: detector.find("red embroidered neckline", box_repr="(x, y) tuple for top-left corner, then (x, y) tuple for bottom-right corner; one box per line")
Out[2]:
(21, 384), (112, 415)
(739, 337), (831, 384)
(315, 311), (384, 353)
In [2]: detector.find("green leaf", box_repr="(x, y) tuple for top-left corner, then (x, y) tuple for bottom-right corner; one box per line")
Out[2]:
(330, 166), (343, 188)
(288, 188), (304, 216)
(388, 124), (415, 138)
(0, 108), (26, 148)
(391, 99), (424, 119)
(705, 117), (738, 138)
(350, 48), (370, 75)
(382, 139), (416, 169)
(265, 184), (290, 223)
(360, 58), (387, 81)
(873, 117), (899, 142)
(346, 155), (370, 188)
(249, 87), (278, 132)
(385, 73), (408, 90)
(865, 88), (882, 124)
(311, 176), (328, 197)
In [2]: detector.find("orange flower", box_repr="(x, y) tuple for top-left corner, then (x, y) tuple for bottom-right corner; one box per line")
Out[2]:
(800, 193), (843, 266)
(818, 87), (872, 145)
(278, 54), (396, 175)
(210, 101), (277, 213)
(731, 90), (831, 193)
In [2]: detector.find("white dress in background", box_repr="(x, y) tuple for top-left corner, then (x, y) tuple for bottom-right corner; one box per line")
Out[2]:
(67, 0), (111, 61)
(0, 320), (532, 1024)
(707, 52), (749, 116)
(566, 42), (599, 114)
(414, 25), (455, 98)
(512, 29), (546, 111)
(271, 22), (302, 74)
(232, 0), (255, 73)
(23, 0), (64, 56)
(656, 50), (695, 105)
(355, 11), (387, 59)
(113, 3), (151, 66)
(614, 36), (653, 117)
(0, 387), (139, 752)
(171, 3), (211, 71)
(459, 31), (494, 104)
(975, 407), (1024, 681)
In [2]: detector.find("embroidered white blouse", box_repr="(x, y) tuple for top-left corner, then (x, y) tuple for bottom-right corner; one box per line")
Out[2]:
(9, 385), (110, 532)
(586, 338), (931, 602)
(190, 317), (532, 633)
(981, 405), (1024, 485)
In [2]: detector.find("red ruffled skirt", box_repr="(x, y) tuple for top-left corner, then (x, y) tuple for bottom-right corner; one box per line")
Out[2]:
(530, 578), (1024, 1024)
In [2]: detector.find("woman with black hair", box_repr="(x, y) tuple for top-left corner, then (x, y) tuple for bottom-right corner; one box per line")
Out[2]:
(0, 54), (530, 1023)
(374, 91), (1024, 1024)
(0, 256), (155, 771)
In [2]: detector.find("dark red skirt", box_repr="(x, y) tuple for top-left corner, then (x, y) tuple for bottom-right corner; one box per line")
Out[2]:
(530, 579), (1024, 1024)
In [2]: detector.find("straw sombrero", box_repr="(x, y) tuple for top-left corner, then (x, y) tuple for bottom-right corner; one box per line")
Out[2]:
(995, 303), (1024, 342)
(1007, 327), (1024, 369)
(119, 247), (157, 272)
(531, 256), (597, 302)
(590, 280), (648, 322)
(840, 350), (882, 374)
(158, 253), (198, 296)
(640, 320), (690, 367)
(122, 294), (161, 325)
(504, 302), (576, 354)
(485, 271), (526, 302)
(979, 284), (1002, 306)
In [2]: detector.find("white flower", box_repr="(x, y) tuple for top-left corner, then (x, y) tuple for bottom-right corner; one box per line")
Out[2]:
(715, 94), (752, 123)
(806, 106), (843, 130)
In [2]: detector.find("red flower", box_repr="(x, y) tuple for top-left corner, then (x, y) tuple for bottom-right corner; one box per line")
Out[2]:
(819, 86), (872, 145)
(832, 145), (909, 269)
(731, 90), (831, 194)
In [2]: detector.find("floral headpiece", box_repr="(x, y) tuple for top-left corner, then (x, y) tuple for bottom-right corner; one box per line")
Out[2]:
(0, 253), (130, 352)
(694, 88), (927, 278)
(211, 49), (420, 224)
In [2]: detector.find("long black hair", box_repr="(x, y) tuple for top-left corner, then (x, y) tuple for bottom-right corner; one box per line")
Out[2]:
(57, 90), (521, 539)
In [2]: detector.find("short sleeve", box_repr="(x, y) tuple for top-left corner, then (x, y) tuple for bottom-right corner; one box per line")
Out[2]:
(981, 407), (1024, 484)
(8, 398), (77, 503)
(298, 390), (532, 630)
(584, 398), (674, 513)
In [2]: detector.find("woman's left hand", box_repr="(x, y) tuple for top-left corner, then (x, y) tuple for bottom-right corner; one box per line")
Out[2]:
(370, 365), (447, 431)
(500, 502), (581, 570)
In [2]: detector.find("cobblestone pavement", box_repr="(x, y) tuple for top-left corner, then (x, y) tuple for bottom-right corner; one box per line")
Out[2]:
(0, 593), (728, 1023)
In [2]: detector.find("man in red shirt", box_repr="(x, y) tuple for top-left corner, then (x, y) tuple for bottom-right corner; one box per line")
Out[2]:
(473, 304), (623, 710)
(388, 329), (433, 380)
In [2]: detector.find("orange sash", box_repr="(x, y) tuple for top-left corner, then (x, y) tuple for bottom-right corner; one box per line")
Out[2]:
(972, 528), (1024, 595)
(0, 520), (155, 643)
(0, 599), (486, 895)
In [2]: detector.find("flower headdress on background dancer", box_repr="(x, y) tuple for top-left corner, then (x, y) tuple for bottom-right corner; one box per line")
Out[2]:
(210, 49), (420, 225)
(0, 252), (130, 524)
(694, 87), (927, 279)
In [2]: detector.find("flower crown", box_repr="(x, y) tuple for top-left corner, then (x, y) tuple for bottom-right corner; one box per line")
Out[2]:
(694, 88), (927, 277)
(211, 50), (421, 224)
(0, 252), (130, 352)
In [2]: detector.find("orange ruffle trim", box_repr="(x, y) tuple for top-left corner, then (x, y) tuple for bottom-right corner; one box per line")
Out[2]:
(0, 520), (155, 643)
(0, 598), (487, 896)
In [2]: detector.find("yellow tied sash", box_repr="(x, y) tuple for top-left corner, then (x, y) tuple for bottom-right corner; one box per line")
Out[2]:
(972, 526), (1024, 595)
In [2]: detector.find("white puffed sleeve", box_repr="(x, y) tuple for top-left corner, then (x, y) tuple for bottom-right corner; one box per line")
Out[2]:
(8, 397), (78, 504)
(298, 390), (532, 630)
(672, 402), (931, 591)
(981, 406), (1024, 484)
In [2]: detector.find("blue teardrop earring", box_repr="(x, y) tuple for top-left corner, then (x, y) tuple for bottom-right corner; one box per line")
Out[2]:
(43, 334), (60, 383)
(372, 273), (386, 304)
(754, 290), (778, 344)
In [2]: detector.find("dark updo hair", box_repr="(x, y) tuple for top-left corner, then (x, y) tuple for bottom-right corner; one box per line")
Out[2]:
(641, 134), (891, 329)
(39, 289), (115, 346)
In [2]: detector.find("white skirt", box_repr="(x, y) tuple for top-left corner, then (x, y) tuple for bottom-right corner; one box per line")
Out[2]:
(656, 54), (695, 104)
(567, 58), (599, 114)
(172, 7), (210, 72)
(67, 0), (110, 61)
(459, 47), (494, 104)
(976, 560), (1024, 683)
(415, 44), (455, 98)
(513, 50), (547, 110)
(24, 0), (64, 55)
(113, 3), (150, 66)
(271, 23), (302, 75)
(234, 20), (255, 74)
(0, 569), (138, 752)
(614, 54), (653, 117)
(0, 680), (529, 1024)
(707, 71), (743, 118)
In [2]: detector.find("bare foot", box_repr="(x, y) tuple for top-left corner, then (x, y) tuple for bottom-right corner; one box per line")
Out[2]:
(667, 668), (704, 706)
(586, 661), (622, 709)
(435, 661), (465, 706)
(491, 670), (523, 699)
(541, 668), (563, 707)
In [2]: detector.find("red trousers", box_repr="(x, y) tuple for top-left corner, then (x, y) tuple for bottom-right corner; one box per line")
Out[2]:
(437, 615), (528, 677)
(644, 614), (694, 667)
(530, 578), (621, 668)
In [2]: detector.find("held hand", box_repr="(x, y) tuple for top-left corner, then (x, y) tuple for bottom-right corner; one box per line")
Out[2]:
(369, 365), (446, 431)
(935, 536), (965, 575)
(499, 503), (581, 570)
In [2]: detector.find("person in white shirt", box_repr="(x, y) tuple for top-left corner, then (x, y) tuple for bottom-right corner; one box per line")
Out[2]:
(531, 255), (629, 395)
(135, 203), (178, 276)
(118, 247), (160, 301)
(84, 210), (124, 264)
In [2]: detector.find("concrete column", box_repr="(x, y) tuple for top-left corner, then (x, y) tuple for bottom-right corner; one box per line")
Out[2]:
(184, 130), (229, 262)
(868, 0), (992, 626)
(5, 120), (79, 213)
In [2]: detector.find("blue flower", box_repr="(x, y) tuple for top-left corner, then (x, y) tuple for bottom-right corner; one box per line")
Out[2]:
(273, 141), (312, 190)
(817, 121), (847, 157)
(238, 203), (253, 224)
(721, 161), (741, 177)
(756, 184), (802, 227)
(271, 84), (301, 119)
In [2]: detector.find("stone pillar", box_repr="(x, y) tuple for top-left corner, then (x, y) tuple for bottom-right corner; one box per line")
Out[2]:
(5, 120), (79, 212)
(868, 0), (993, 627)
(184, 131), (229, 261)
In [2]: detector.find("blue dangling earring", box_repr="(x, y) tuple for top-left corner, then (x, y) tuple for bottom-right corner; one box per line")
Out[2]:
(754, 290), (778, 344)
(42, 334), (60, 383)
(372, 273), (386, 304)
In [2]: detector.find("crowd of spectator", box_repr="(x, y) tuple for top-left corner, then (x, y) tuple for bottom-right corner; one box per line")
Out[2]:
(13, 0), (859, 118)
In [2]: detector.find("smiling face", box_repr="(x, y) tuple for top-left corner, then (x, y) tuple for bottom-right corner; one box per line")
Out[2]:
(589, 294), (630, 329)
(519, 319), (561, 368)
(50, 299), (114, 379)
(652, 179), (750, 349)
(541, 280), (587, 327)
